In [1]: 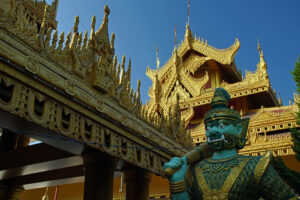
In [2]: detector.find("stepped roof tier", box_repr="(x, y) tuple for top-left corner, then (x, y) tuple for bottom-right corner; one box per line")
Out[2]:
(146, 25), (280, 123)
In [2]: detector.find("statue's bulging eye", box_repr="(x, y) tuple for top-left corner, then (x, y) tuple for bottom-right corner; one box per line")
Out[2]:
(219, 123), (225, 129)
(206, 126), (211, 131)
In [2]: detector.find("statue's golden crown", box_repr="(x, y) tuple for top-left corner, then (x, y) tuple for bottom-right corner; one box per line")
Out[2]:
(204, 87), (240, 124)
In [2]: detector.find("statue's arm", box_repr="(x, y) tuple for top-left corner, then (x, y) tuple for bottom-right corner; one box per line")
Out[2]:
(163, 143), (212, 200)
(259, 165), (298, 200)
(163, 156), (192, 200)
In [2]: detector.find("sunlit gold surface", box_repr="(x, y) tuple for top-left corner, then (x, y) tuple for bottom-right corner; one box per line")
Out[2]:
(0, 0), (193, 176)
(146, 23), (297, 159)
(0, 0), (298, 199)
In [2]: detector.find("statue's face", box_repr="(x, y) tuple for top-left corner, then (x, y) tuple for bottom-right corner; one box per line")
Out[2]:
(205, 119), (242, 151)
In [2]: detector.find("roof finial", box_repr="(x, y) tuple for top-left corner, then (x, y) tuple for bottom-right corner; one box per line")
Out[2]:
(187, 0), (191, 26)
(278, 93), (282, 106)
(174, 24), (177, 46)
(257, 39), (267, 71)
(156, 46), (160, 69)
(257, 38), (263, 57)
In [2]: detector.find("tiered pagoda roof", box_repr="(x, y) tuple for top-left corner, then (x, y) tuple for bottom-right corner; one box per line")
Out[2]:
(146, 24), (296, 157)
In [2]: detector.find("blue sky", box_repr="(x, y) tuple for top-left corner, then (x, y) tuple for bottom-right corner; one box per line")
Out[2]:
(49, 0), (300, 105)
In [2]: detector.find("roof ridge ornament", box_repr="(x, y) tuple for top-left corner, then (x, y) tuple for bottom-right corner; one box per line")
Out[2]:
(278, 93), (282, 106)
(187, 0), (191, 26)
(174, 24), (177, 47)
(257, 39), (267, 71)
(156, 47), (160, 69)
(184, 0), (193, 46)
(184, 23), (193, 45)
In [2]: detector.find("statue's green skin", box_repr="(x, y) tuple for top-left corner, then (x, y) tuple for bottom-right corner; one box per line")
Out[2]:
(163, 121), (242, 200)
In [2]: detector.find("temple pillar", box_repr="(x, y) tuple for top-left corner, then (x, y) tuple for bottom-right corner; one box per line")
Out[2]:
(123, 167), (152, 200)
(0, 129), (30, 200)
(82, 151), (118, 200)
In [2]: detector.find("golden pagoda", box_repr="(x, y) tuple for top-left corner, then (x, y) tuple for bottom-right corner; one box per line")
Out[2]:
(146, 24), (299, 172)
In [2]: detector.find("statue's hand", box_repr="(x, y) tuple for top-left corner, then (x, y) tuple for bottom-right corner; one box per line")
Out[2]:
(163, 156), (188, 183)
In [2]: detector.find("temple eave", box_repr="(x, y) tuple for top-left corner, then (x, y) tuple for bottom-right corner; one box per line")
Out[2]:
(179, 79), (275, 110)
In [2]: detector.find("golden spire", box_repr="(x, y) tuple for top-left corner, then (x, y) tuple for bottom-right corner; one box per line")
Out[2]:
(257, 39), (267, 70)
(156, 47), (160, 69)
(257, 39), (263, 57)
(278, 93), (282, 106)
(174, 24), (177, 46)
(187, 0), (191, 26)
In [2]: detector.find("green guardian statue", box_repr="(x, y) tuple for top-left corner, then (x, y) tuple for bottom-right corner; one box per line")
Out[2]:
(163, 87), (298, 200)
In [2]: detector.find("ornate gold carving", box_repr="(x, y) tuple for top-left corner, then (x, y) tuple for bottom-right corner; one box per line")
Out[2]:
(146, 25), (242, 149)
(80, 118), (97, 142)
(25, 56), (39, 74)
(0, 76), (22, 113)
(27, 91), (51, 126)
(183, 55), (211, 74)
(64, 80), (75, 96)
(96, 98), (105, 112)
(120, 114), (129, 126)
(167, 80), (191, 105)
(195, 158), (250, 200)
(0, 69), (183, 174)
(181, 107), (194, 126)
(13, 5), (39, 49)
(56, 106), (76, 136)
(254, 151), (271, 185)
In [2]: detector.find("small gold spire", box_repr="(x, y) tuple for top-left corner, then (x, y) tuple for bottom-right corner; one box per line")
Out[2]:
(90, 16), (96, 40)
(174, 24), (177, 46)
(187, 0), (191, 26)
(257, 39), (267, 70)
(257, 39), (261, 55)
(278, 93), (282, 106)
(73, 16), (79, 33)
(156, 47), (160, 69)
(257, 39), (264, 58)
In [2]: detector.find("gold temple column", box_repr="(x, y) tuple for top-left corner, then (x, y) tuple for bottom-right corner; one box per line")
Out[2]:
(82, 151), (118, 200)
(123, 167), (152, 200)
(0, 129), (30, 200)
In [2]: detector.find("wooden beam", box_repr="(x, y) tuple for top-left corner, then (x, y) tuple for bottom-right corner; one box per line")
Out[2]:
(0, 165), (84, 190)
(0, 143), (83, 180)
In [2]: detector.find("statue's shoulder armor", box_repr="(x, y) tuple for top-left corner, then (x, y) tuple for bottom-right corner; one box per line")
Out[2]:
(254, 151), (272, 185)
